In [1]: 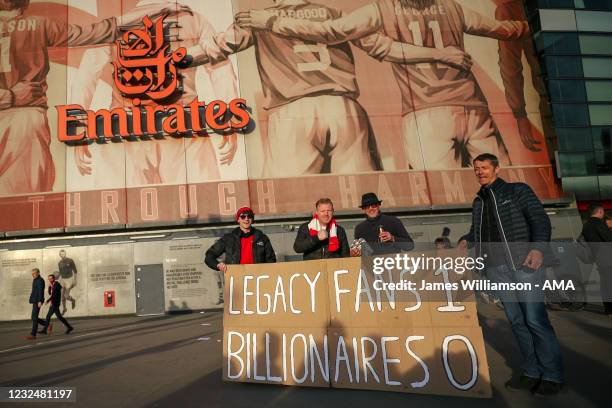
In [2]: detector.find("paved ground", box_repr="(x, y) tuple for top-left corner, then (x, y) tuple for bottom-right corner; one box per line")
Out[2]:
(0, 304), (610, 408)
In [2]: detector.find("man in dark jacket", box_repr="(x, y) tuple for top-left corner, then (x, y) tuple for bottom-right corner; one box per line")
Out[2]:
(26, 268), (47, 340)
(205, 207), (276, 303)
(205, 207), (277, 272)
(351, 192), (414, 256)
(581, 204), (612, 315)
(459, 153), (563, 396)
(40, 274), (73, 335)
(294, 198), (350, 260)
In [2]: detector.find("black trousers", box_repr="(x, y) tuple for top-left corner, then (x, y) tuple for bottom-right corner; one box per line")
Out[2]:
(31, 303), (47, 336)
(44, 304), (72, 330)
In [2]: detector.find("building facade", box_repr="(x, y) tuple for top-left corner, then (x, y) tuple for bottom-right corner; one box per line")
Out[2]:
(0, 0), (596, 319)
(526, 0), (612, 207)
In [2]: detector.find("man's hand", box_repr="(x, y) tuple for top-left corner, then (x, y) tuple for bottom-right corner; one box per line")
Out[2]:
(435, 46), (473, 72)
(217, 263), (228, 273)
(350, 247), (361, 257)
(37, 302), (42, 308)
(11, 81), (44, 106)
(235, 10), (275, 30)
(517, 116), (541, 152)
(120, 3), (193, 26)
(379, 231), (394, 243)
(317, 229), (328, 241)
(217, 133), (238, 166)
(75, 145), (92, 176)
(523, 249), (543, 270)
(458, 239), (468, 250)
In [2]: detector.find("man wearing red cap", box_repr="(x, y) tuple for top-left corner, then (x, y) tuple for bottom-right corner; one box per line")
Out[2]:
(205, 207), (277, 274)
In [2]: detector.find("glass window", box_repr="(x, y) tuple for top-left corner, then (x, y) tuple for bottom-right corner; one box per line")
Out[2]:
(595, 151), (612, 173)
(556, 127), (594, 150)
(558, 152), (596, 176)
(552, 103), (591, 125)
(585, 81), (612, 100)
(544, 56), (584, 77)
(579, 34), (612, 54)
(537, 0), (575, 8)
(562, 176), (601, 200)
(592, 126), (612, 149)
(548, 80), (587, 101)
(589, 104), (612, 124)
(599, 175), (612, 197)
(538, 33), (580, 54)
(576, 11), (612, 32)
(575, 0), (612, 10)
(540, 9), (577, 31)
(582, 57), (612, 77)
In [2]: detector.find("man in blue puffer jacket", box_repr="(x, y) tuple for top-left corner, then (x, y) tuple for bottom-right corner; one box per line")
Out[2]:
(459, 153), (563, 396)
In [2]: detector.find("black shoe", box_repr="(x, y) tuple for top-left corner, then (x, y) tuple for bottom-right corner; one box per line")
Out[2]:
(505, 375), (541, 392)
(533, 380), (563, 396)
(65, 327), (74, 335)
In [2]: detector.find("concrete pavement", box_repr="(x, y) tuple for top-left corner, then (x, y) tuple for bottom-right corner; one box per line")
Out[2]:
(0, 304), (610, 408)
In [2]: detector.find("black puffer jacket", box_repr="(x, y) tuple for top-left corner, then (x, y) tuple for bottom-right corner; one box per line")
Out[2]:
(582, 217), (612, 266)
(204, 227), (276, 271)
(461, 178), (553, 269)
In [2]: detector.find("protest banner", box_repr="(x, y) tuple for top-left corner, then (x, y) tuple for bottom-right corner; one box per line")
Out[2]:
(223, 252), (491, 398)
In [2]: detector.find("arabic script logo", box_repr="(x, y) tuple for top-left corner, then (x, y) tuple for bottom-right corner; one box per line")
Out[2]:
(113, 15), (186, 105)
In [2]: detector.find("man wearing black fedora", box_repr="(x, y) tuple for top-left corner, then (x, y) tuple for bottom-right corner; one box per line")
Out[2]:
(351, 193), (414, 255)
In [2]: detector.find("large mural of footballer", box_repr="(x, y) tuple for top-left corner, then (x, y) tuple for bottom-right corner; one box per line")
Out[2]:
(495, 0), (549, 152)
(237, 0), (539, 171)
(67, 0), (244, 191)
(0, 0), (185, 195)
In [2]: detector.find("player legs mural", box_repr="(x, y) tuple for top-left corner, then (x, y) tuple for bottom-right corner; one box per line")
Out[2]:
(0, 107), (54, 193)
(403, 106), (509, 170)
(264, 95), (381, 175)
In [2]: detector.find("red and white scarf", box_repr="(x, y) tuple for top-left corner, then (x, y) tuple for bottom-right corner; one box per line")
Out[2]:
(308, 214), (339, 252)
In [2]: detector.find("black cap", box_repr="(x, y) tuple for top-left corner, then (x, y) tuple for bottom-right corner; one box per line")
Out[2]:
(359, 192), (382, 209)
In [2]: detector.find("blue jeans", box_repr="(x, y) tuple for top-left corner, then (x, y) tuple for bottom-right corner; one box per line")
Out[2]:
(487, 265), (564, 383)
